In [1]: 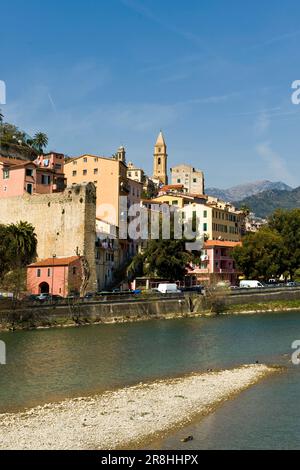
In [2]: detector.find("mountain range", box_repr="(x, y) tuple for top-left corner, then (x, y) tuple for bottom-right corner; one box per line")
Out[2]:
(206, 180), (292, 202)
(233, 186), (300, 218)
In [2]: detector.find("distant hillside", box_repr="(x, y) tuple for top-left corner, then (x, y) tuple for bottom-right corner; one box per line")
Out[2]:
(206, 180), (292, 202)
(234, 187), (300, 218)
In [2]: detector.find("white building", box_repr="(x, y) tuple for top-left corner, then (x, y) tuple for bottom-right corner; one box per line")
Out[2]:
(170, 164), (205, 195)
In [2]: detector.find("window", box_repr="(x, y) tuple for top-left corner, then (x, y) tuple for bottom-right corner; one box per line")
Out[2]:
(192, 211), (197, 231)
(72, 267), (77, 275)
(94, 168), (98, 175)
(55, 163), (62, 170)
(26, 183), (33, 194)
(177, 179), (181, 183)
(41, 175), (51, 185)
(94, 157), (98, 162)
(158, 158), (161, 165)
(73, 160), (77, 165)
(193, 178), (197, 183)
(203, 223), (208, 231)
(204, 210), (207, 218)
(83, 170), (87, 175)
(26, 168), (33, 177)
(72, 170), (77, 177)
(128, 172), (132, 177)
(135, 171), (138, 177)
(3, 169), (9, 179)
(47, 268), (51, 277)
(83, 157), (87, 163)
(37, 269), (41, 278)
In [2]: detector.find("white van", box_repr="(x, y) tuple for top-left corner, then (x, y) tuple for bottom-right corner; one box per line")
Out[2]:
(239, 280), (265, 288)
(157, 283), (182, 294)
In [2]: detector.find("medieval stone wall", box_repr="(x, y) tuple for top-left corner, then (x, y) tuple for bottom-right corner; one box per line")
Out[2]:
(0, 183), (97, 291)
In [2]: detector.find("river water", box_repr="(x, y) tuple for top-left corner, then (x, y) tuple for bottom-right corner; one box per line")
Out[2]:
(0, 312), (299, 449)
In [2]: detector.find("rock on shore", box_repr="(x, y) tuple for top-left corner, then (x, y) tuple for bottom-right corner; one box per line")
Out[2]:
(0, 364), (277, 450)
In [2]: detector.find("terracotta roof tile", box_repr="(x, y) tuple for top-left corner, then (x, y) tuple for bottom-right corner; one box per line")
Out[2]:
(204, 241), (242, 248)
(28, 256), (81, 267)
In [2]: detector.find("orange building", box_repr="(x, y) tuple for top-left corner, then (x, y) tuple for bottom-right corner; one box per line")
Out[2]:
(64, 149), (140, 227)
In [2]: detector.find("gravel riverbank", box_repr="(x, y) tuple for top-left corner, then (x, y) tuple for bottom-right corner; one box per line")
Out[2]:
(0, 364), (278, 450)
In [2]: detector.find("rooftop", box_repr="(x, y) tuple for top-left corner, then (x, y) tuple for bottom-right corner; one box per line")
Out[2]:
(205, 241), (242, 248)
(0, 156), (36, 169)
(28, 256), (81, 267)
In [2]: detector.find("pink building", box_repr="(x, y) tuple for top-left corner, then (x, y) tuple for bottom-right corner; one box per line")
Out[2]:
(0, 153), (66, 198)
(35, 153), (66, 192)
(27, 256), (82, 297)
(187, 240), (242, 286)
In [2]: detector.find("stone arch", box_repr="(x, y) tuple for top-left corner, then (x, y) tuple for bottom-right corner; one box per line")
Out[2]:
(39, 282), (50, 294)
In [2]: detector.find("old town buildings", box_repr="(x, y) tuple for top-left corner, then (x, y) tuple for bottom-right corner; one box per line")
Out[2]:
(1, 130), (245, 295)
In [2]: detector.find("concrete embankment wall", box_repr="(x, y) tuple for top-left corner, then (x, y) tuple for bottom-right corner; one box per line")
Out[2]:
(228, 288), (300, 305)
(0, 297), (193, 330)
(0, 288), (300, 330)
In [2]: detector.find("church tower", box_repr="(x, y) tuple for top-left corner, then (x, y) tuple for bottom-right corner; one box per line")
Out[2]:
(116, 146), (126, 163)
(153, 131), (168, 185)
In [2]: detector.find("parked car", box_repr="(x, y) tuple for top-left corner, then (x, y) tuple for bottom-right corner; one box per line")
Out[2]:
(157, 283), (182, 294)
(50, 295), (64, 302)
(36, 293), (51, 302)
(84, 292), (95, 299)
(286, 281), (298, 287)
(25, 294), (39, 302)
(181, 285), (203, 294)
(132, 289), (141, 295)
(239, 280), (265, 288)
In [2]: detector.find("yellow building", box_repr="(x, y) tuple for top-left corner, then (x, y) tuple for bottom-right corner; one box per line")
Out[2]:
(142, 191), (244, 243)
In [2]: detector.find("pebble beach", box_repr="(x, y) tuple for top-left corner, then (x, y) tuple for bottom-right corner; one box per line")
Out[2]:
(0, 364), (277, 450)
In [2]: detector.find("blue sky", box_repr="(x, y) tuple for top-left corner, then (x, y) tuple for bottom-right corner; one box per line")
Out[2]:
(1, 0), (300, 187)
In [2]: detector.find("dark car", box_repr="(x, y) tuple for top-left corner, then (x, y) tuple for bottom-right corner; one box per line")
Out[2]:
(286, 281), (298, 287)
(36, 293), (51, 302)
(84, 292), (95, 299)
(26, 294), (40, 302)
(181, 286), (204, 294)
(50, 295), (64, 302)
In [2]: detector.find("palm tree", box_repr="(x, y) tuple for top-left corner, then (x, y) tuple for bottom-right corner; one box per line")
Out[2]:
(32, 132), (48, 153)
(7, 221), (37, 267)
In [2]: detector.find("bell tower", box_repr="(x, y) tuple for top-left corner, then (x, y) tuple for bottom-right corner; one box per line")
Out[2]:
(153, 131), (168, 185)
(116, 146), (126, 163)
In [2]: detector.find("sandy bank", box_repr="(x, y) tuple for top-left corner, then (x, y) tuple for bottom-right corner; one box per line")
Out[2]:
(0, 364), (278, 450)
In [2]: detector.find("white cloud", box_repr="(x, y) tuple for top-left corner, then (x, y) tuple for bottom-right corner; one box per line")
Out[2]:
(256, 141), (295, 185)
(254, 111), (270, 136)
